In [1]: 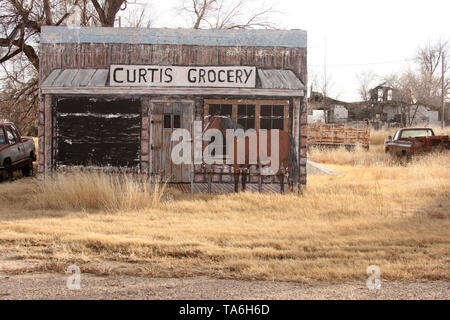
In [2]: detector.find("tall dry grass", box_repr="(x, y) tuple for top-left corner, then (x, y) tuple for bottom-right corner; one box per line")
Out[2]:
(309, 145), (394, 166)
(0, 150), (449, 283)
(2, 172), (167, 212)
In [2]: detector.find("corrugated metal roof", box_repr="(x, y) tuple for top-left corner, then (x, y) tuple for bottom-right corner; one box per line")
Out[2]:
(42, 69), (108, 87)
(42, 68), (304, 90)
(41, 26), (307, 48)
(258, 69), (305, 90)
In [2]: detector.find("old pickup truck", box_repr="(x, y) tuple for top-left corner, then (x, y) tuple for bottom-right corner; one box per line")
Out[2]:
(0, 122), (36, 181)
(385, 127), (450, 160)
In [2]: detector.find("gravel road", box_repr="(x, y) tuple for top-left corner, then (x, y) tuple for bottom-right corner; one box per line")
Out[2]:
(0, 273), (448, 300)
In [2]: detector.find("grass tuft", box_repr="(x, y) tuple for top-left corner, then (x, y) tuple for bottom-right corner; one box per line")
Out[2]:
(1, 172), (168, 213)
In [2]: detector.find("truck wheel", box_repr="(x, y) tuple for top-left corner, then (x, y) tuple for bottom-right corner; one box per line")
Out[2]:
(22, 158), (33, 177)
(4, 159), (13, 181)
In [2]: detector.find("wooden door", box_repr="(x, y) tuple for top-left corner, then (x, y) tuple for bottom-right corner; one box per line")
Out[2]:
(150, 101), (193, 183)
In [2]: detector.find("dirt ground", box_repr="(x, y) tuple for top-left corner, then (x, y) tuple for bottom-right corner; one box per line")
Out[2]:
(0, 272), (448, 300)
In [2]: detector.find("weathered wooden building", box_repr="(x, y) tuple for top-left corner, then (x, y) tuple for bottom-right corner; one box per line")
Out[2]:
(38, 27), (307, 193)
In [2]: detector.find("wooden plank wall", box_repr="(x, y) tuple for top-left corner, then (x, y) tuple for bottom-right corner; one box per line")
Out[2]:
(39, 44), (307, 87)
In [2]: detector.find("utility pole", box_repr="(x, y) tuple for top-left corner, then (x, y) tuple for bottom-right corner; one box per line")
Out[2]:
(442, 54), (445, 128)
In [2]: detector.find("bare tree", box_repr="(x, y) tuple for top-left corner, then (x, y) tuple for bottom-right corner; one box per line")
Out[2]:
(119, 0), (154, 28)
(0, 0), (129, 133)
(178, 0), (277, 29)
(91, 0), (127, 27)
(0, 79), (39, 135)
(0, 0), (276, 133)
(356, 70), (378, 102)
(310, 71), (340, 102)
(407, 40), (448, 107)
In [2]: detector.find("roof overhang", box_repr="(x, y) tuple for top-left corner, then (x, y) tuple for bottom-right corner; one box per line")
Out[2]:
(41, 86), (304, 97)
(40, 68), (305, 97)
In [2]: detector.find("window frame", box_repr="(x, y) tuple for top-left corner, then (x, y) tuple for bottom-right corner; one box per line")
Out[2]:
(259, 104), (286, 130)
(204, 99), (290, 132)
(163, 114), (182, 130)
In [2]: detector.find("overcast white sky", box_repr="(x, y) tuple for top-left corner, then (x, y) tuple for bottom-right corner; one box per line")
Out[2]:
(133, 0), (450, 101)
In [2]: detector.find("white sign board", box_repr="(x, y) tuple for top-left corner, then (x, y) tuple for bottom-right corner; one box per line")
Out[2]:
(109, 65), (256, 88)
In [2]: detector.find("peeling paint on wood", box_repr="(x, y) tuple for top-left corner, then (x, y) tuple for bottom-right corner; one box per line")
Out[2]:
(41, 27), (307, 48)
(307, 123), (370, 148)
(55, 97), (141, 168)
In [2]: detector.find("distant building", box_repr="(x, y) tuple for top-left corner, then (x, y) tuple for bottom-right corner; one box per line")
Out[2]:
(369, 83), (406, 104)
(308, 83), (445, 128)
(307, 90), (352, 124)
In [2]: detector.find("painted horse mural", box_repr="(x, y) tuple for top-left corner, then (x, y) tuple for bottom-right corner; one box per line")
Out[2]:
(203, 112), (299, 193)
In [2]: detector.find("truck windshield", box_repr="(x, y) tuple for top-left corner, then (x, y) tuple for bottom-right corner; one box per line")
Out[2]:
(400, 129), (434, 139)
(0, 128), (6, 145)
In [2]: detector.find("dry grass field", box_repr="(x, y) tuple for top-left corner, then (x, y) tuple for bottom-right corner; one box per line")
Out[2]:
(0, 130), (449, 284)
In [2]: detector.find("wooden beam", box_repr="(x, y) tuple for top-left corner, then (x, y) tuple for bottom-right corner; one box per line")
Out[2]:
(44, 95), (52, 177)
(41, 86), (304, 97)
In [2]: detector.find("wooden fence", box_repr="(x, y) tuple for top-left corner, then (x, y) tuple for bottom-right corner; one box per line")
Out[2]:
(307, 123), (370, 149)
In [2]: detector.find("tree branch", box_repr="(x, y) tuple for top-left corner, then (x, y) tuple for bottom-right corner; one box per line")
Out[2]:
(0, 48), (22, 64)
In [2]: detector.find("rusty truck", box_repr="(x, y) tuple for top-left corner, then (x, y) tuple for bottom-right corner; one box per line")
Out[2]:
(385, 127), (450, 160)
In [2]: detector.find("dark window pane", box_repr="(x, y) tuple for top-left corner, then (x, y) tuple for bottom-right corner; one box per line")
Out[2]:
(238, 104), (256, 117)
(221, 104), (233, 117)
(273, 119), (284, 130)
(247, 119), (255, 129)
(246, 105), (255, 116)
(164, 114), (171, 129)
(238, 105), (247, 116)
(209, 104), (221, 116)
(261, 105), (272, 117)
(272, 105), (284, 117)
(209, 104), (232, 117)
(260, 119), (271, 130)
(173, 115), (181, 128)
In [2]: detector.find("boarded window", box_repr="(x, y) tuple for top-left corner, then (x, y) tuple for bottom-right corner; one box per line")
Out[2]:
(55, 97), (141, 168)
